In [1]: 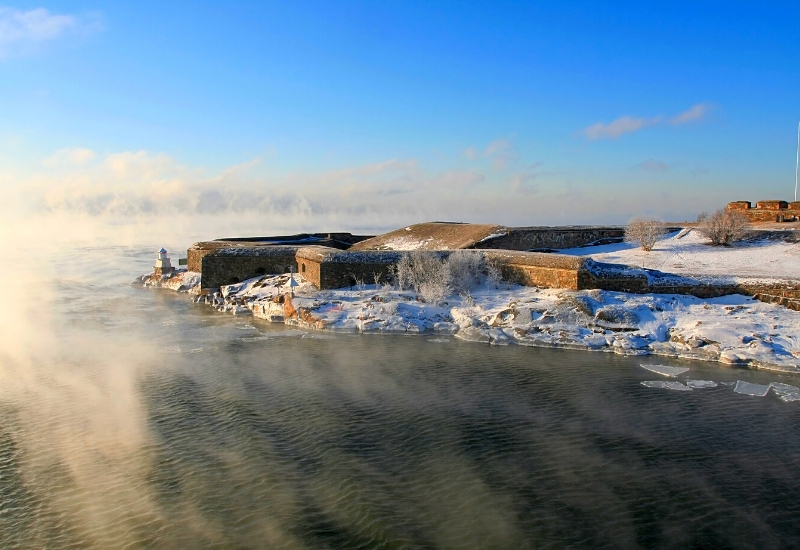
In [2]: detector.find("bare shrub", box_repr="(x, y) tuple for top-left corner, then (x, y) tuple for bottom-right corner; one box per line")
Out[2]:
(393, 252), (450, 303)
(485, 260), (502, 288)
(460, 291), (475, 309)
(447, 251), (486, 294)
(625, 217), (666, 251)
(392, 250), (493, 304)
(698, 208), (750, 246)
(392, 253), (415, 291)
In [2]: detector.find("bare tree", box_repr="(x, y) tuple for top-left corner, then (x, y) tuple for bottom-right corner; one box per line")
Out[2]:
(625, 217), (666, 251)
(698, 208), (749, 245)
(392, 250), (496, 305)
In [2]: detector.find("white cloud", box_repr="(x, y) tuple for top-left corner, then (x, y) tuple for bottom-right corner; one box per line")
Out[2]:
(583, 116), (662, 140)
(11, 147), (734, 233)
(671, 103), (710, 124)
(43, 147), (96, 167)
(582, 103), (713, 140)
(462, 138), (518, 170)
(0, 7), (100, 58)
(636, 159), (670, 172)
(431, 169), (485, 189)
(509, 173), (539, 196)
(24, 150), (478, 221)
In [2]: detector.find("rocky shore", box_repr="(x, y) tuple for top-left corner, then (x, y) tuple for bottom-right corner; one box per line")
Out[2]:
(137, 269), (800, 375)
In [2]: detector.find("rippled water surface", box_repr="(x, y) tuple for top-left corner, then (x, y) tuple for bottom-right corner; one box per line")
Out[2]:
(1, 244), (800, 549)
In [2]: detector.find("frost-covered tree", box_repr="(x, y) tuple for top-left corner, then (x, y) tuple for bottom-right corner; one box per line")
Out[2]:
(447, 250), (486, 294)
(698, 208), (749, 246)
(392, 250), (496, 304)
(625, 217), (666, 251)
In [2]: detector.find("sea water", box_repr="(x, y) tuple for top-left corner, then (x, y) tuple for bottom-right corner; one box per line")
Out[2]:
(1, 242), (799, 549)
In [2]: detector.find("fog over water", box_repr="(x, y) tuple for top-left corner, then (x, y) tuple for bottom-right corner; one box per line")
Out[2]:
(1, 215), (800, 548)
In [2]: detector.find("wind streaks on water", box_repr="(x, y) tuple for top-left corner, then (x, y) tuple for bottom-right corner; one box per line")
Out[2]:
(1, 245), (800, 548)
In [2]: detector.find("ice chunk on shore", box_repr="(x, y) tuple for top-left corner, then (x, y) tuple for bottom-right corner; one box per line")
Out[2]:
(770, 383), (800, 402)
(686, 380), (718, 389)
(640, 364), (690, 377)
(733, 381), (770, 397)
(641, 381), (693, 391)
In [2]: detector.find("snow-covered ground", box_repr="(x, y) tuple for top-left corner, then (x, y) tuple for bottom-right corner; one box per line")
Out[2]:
(139, 268), (800, 375)
(561, 229), (800, 282)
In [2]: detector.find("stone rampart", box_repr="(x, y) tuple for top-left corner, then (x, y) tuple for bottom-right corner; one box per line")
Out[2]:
(296, 246), (402, 289)
(188, 233), (372, 272)
(188, 229), (800, 311)
(483, 250), (589, 289)
(726, 200), (800, 222)
(201, 246), (300, 290)
(351, 222), (631, 253)
(477, 226), (627, 251)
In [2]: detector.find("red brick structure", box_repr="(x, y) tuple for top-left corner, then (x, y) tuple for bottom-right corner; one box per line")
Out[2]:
(726, 200), (800, 222)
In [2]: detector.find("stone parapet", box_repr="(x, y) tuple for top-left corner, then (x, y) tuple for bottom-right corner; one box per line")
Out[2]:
(296, 246), (403, 289)
(200, 246), (300, 290)
(477, 226), (626, 251)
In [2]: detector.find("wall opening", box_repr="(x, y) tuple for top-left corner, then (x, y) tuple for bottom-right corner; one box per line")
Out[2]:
(255, 267), (266, 275)
(227, 277), (241, 285)
(301, 263), (306, 273)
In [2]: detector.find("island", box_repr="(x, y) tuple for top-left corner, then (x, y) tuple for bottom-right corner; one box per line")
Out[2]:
(137, 203), (800, 378)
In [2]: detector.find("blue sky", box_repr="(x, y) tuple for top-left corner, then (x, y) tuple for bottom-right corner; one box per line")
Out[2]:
(1, 1), (799, 231)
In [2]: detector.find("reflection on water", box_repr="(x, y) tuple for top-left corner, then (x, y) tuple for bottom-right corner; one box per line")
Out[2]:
(1, 245), (800, 548)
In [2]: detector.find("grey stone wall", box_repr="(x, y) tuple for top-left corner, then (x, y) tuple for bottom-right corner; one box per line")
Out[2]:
(476, 227), (626, 251)
(201, 246), (300, 290)
(297, 246), (402, 289)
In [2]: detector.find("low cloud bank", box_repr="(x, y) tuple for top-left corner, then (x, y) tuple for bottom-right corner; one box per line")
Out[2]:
(1, 147), (728, 247)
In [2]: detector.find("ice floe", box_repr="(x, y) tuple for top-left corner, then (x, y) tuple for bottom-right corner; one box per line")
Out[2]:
(640, 364), (690, 377)
(733, 381), (771, 397)
(770, 383), (800, 402)
(641, 381), (693, 391)
(686, 380), (718, 388)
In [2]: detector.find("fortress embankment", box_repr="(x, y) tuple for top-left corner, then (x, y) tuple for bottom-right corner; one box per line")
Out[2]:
(726, 200), (800, 222)
(188, 223), (627, 291)
(181, 221), (800, 311)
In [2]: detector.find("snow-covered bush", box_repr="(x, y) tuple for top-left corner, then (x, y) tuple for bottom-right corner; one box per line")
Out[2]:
(393, 253), (415, 291)
(698, 208), (749, 246)
(447, 250), (486, 294)
(625, 217), (666, 251)
(485, 260), (502, 289)
(392, 250), (493, 304)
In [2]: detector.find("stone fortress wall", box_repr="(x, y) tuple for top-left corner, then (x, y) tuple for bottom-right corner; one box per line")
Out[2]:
(187, 233), (371, 273)
(295, 247), (403, 290)
(200, 246), (301, 290)
(726, 200), (800, 222)
(185, 222), (800, 311)
(194, 225), (636, 291)
(475, 226), (628, 251)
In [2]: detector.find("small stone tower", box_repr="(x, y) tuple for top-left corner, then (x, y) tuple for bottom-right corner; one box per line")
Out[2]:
(154, 247), (174, 277)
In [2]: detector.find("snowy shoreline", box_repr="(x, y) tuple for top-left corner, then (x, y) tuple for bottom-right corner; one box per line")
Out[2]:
(138, 268), (800, 376)
(137, 230), (800, 375)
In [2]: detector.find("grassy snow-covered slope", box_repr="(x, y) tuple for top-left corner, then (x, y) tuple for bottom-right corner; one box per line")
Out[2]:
(561, 229), (800, 282)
